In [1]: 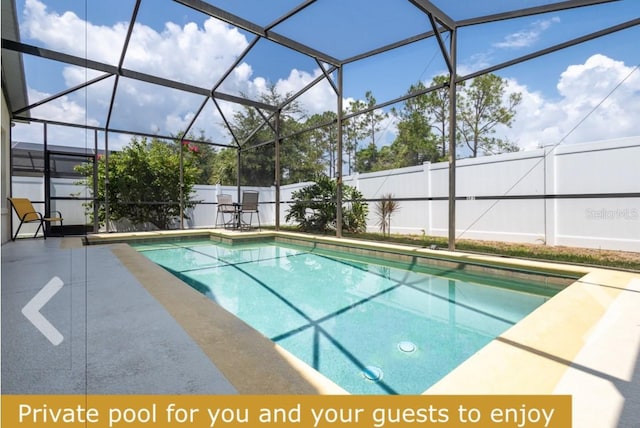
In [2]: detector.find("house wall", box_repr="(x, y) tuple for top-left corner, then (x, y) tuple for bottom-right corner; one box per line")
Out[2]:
(1, 91), (12, 244)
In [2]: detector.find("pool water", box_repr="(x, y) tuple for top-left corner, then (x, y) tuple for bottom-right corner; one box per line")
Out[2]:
(133, 239), (557, 394)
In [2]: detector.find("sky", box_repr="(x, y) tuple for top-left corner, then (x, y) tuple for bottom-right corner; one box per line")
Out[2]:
(10, 0), (640, 154)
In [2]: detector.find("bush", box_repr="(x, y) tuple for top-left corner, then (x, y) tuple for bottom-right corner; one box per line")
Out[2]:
(285, 175), (368, 233)
(76, 137), (200, 230)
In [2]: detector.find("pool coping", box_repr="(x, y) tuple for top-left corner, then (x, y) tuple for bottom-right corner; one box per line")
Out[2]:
(85, 230), (639, 402)
(85, 229), (586, 282)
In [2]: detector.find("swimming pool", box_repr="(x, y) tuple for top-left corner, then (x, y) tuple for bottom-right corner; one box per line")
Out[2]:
(133, 238), (561, 394)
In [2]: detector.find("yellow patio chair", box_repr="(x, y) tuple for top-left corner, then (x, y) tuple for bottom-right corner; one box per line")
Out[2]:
(8, 197), (64, 240)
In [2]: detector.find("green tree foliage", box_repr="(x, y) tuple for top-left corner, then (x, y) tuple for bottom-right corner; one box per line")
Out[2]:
(174, 129), (217, 184)
(357, 73), (521, 171)
(282, 121), (325, 184)
(391, 107), (440, 166)
(423, 75), (457, 159)
(226, 84), (325, 186)
(386, 83), (440, 168)
(305, 111), (338, 177)
(285, 175), (368, 233)
(457, 73), (522, 157)
(353, 91), (387, 173)
(355, 142), (380, 173)
(209, 146), (237, 185)
(228, 98), (275, 186)
(352, 143), (399, 173)
(76, 136), (200, 229)
(343, 106), (366, 175)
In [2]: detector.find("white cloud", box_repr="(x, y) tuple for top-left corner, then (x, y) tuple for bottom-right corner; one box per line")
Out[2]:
(502, 54), (640, 150)
(10, 87), (105, 149)
(275, 68), (337, 117)
(18, 1), (639, 156)
(23, 0), (126, 64)
(493, 17), (560, 49)
(26, 87), (100, 127)
(19, 0), (341, 145)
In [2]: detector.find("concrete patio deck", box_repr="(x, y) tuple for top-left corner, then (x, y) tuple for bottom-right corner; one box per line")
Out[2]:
(1, 237), (237, 394)
(1, 233), (639, 427)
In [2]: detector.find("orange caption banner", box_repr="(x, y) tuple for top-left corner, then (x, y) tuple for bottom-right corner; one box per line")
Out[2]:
(2, 394), (571, 428)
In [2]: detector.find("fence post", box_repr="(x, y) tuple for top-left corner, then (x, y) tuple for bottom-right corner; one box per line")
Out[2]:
(544, 145), (557, 246)
(423, 161), (432, 237)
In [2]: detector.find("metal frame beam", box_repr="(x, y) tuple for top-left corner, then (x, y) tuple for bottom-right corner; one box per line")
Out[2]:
(14, 73), (112, 116)
(279, 65), (338, 111)
(105, 0), (141, 130)
(265, 0), (317, 31)
(457, 0), (620, 28)
(316, 59), (339, 95)
(2, 39), (118, 73)
(447, 29), (457, 251)
(4, 0), (634, 245)
(244, 80), (448, 151)
(457, 18), (639, 83)
(408, 0), (456, 30)
(426, 13), (453, 74)
(335, 66), (344, 238)
(342, 30), (436, 65)
(2, 39), (276, 112)
(173, 0), (341, 66)
(11, 115), (235, 149)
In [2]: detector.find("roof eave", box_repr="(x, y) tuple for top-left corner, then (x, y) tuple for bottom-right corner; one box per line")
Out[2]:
(1, 0), (30, 119)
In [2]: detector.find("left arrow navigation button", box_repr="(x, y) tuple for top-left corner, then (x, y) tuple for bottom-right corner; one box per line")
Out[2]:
(22, 276), (64, 346)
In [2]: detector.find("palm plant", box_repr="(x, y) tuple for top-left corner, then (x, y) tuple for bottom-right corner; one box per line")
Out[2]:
(285, 174), (368, 233)
(376, 194), (400, 236)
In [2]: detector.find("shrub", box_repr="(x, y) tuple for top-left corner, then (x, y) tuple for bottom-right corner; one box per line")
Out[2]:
(375, 193), (400, 236)
(285, 175), (368, 233)
(75, 137), (200, 230)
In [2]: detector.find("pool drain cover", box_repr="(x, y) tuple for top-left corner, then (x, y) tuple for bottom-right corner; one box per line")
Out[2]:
(398, 341), (417, 353)
(362, 366), (383, 381)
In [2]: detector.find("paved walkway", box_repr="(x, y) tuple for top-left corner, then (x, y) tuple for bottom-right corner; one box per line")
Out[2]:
(1, 237), (237, 394)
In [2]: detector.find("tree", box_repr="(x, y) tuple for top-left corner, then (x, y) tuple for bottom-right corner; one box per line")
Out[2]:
(305, 111), (338, 177)
(174, 129), (218, 184)
(423, 75), (456, 160)
(229, 99), (276, 186)
(343, 100), (367, 175)
(353, 91), (388, 173)
(280, 120), (325, 184)
(76, 136), (200, 229)
(228, 84), (324, 186)
(391, 109), (439, 166)
(388, 83), (440, 167)
(342, 91), (389, 175)
(285, 174), (368, 233)
(355, 142), (379, 173)
(209, 146), (237, 185)
(457, 73), (522, 157)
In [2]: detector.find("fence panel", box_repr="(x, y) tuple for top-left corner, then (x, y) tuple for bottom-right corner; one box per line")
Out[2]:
(10, 137), (640, 251)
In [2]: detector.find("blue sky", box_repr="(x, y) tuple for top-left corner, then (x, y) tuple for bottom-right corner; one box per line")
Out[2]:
(11, 0), (640, 152)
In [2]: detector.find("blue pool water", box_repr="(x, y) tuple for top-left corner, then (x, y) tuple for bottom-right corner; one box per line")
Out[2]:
(133, 239), (558, 394)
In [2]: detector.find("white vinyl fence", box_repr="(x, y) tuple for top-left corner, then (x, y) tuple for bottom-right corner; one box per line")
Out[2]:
(338, 137), (639, 252)
(11, 137), (640, 252)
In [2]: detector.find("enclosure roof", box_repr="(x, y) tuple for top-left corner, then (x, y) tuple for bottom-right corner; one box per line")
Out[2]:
(1, 0), (29, 117)
(2, 0), (638, 147)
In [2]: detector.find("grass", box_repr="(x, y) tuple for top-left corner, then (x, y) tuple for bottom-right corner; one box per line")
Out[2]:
(274, 226), (640, 271)
(353, 232), (640, 271)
